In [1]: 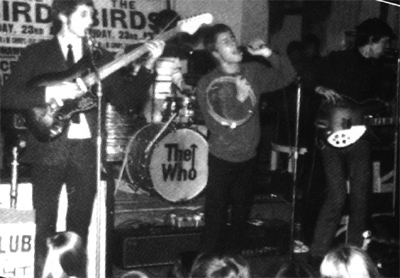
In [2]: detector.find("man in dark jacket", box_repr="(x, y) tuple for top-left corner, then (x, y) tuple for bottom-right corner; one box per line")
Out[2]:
(1, 0), (164, 276)
(308, 18), (396, 267)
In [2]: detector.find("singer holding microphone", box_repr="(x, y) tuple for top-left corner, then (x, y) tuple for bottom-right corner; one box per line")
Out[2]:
(196, 24), (296, 253)
(1, 0), (165, 277)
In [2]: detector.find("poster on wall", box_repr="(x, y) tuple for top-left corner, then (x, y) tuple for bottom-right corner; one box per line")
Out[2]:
(0, 0), (167, 86)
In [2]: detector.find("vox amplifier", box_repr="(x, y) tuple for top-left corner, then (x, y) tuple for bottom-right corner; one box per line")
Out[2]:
(113, 226), (201, 269)
(113, 219), (290, 269)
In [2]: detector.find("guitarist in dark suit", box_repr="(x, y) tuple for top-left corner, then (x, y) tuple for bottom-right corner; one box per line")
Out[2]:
(306, 18), (396, 268)
(1, 0), (165, 277)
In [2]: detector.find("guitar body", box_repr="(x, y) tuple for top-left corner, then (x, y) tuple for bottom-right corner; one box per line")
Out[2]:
(24, 92), (97, 142)
(25, 56), (98, 141)
(24, 105), (66, 142)
(317, 100), (365, 134)
(315, 97), (387, 148)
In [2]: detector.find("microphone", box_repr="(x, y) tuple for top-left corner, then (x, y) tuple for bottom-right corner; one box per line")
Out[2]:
(85, 30), (102, 55)
(239, 45), (270, 64)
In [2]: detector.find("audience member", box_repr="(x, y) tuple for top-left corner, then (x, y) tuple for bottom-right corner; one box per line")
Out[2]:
(169, 251), (199, 278)
(275, 260), (315, 278)
(41, 231), (86, 278)
(120, 270), (149, 278)
(320, 245), (382, 278)
(190, 253), (251, 278)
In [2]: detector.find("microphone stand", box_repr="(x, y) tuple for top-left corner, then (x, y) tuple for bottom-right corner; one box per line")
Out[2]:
(86, 36), (106, 278)
(10, 147), (19, 209)
(393, 49), (399, 218)
(377, 0), (400, 220)
(289, 76), (302, 260)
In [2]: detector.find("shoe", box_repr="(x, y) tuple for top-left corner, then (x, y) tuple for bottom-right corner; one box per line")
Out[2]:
(293, 240), (310, 253)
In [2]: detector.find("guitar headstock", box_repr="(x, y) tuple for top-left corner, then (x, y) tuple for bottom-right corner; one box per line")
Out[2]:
(177, 13), (214, 35)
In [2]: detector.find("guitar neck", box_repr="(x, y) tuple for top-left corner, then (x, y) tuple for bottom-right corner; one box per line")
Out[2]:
(366, 117), (395, 126)
(83, 28), (180, 87)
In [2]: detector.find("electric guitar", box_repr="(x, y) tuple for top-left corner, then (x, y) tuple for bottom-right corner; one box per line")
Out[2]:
(24, 13), (213, 142)
(315, 96), (394, 148)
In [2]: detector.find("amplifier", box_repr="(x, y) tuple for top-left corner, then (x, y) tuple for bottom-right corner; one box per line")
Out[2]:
(113, 226), (201, 269)
(113, 220), (290, 269)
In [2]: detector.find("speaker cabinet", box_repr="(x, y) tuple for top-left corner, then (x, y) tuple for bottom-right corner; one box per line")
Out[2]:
(113, 226), (201, 269)
(113, 220), (290, 269)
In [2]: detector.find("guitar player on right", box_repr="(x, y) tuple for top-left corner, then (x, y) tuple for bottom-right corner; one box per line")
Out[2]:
(307, 18), (397, 269)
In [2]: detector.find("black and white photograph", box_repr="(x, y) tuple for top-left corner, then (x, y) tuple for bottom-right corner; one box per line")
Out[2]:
(0, 0), (399, 277)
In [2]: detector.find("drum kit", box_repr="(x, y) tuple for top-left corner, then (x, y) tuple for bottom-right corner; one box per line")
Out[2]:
(106, 51), (258, 202)
(106, 58), (208, 203)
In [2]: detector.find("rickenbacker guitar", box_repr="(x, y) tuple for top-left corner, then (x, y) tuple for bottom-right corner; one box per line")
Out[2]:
(315, 96), (394, 148)
(24, 13), (213, 142)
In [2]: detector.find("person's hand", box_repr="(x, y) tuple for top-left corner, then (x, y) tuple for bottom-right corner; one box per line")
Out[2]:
(45, 81), (85, 106)
(246, 38), (272, 58)
(220, 121), (237, 129)
(144, 40), (166, 70)
(315, 86), (342, 103)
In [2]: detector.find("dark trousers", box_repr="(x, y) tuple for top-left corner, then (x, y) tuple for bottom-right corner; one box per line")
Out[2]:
(32, 140), (97, 278)
(200, 154), (256, 253)
(311, 140), (371, 257)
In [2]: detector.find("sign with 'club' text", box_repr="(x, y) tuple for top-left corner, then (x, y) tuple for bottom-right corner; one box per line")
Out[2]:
(0, 209), (35, 278)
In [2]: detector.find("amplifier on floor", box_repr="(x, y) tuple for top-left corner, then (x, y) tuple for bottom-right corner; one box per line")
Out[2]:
(113, 219), (290, 269)
(113, 226), (201, 269)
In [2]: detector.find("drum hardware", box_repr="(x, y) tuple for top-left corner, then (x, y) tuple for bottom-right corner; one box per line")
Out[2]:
(162, 97), (182, 122)
(105, 103), (145, 162)
(166, 210), (204, 228)
(144, 113), (177, 154)
(115, 113), (177, 194)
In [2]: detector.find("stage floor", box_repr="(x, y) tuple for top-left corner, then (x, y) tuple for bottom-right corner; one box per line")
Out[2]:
(112, 253), (307, 278)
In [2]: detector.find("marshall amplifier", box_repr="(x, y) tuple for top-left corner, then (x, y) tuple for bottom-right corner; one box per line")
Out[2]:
(113, 226), (202, 269)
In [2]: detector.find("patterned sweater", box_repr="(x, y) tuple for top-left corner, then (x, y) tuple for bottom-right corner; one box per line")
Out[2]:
(196, 54), (296, 162)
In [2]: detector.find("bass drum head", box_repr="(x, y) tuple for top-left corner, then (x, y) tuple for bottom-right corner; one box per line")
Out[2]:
(126, 124), (208, 202)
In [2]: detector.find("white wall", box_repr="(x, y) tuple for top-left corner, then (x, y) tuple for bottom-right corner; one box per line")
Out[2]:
(173, 0), (269, 45)
(240, 0), (269, 45)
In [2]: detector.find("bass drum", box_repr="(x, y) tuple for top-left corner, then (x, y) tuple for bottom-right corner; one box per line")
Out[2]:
(126, 124), (208, 202)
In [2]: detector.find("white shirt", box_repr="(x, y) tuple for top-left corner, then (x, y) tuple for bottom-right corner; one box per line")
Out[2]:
(45, 36), (91, 139)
